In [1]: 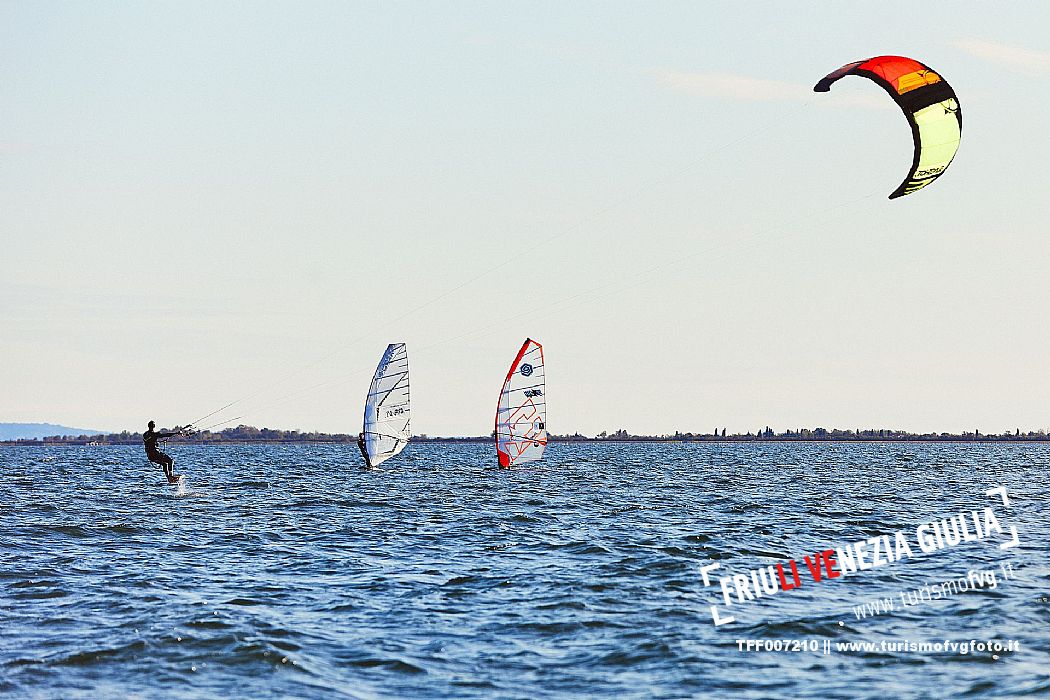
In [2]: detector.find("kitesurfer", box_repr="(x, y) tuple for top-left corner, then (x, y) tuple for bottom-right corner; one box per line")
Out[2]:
(144, 420), (185, 483)
(357, 432), (371, 468)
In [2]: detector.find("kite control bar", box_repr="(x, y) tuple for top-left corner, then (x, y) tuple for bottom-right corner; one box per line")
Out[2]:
(158, 424), (198, 443)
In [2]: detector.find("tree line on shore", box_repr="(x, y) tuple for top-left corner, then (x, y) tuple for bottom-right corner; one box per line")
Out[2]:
(3, 424), (1049, 446)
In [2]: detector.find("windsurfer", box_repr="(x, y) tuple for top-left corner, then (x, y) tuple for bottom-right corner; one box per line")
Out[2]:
(357, 432), (372, 468)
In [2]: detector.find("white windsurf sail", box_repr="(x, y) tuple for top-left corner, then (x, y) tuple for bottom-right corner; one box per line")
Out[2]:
(495, 338), (546, 467)
(363, 343), (410, 467)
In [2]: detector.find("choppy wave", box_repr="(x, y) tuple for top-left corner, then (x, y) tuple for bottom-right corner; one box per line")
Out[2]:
(1, 442), (1047, 699)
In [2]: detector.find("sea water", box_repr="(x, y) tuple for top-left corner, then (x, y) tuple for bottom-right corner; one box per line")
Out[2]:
(1, 442), (1048, 698)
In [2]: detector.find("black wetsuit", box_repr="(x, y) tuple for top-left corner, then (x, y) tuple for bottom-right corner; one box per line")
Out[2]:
(357, 433), (371, 468)
(143, 428), (177, 478)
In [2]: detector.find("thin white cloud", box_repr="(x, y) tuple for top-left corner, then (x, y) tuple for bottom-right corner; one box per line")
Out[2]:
(954, 38), (1050, 75)
(654, 70), (890, 110)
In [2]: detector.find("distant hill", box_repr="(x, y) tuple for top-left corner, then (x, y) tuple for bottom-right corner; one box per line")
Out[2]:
(0, 423), (103, 440)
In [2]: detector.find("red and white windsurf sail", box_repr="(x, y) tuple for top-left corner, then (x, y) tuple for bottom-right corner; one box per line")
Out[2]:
(495, 338), (546, 467)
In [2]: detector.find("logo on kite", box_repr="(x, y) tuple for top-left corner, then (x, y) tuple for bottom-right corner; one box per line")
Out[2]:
(813, 55), (962, 199)
(520, 363), (534, 377)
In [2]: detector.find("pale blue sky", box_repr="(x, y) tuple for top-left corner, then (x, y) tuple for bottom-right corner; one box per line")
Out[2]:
(3, 2), (1049, 436)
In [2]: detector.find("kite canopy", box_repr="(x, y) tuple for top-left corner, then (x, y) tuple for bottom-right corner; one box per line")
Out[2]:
(495, 338), (547, 468)
(814, 55), (962, 199)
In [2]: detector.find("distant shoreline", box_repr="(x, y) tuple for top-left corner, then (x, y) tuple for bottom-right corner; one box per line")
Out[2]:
(4, 435), (1050, 447)
(4, 423), (1048, 446)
